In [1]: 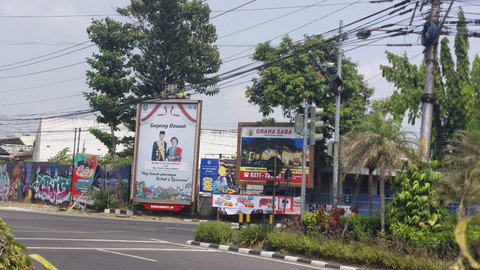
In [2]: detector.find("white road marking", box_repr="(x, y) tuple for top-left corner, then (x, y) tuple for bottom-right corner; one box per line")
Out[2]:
(97, 249), (158, 262)
(26, 247), (217, 252)
(17, 238), (164, 243)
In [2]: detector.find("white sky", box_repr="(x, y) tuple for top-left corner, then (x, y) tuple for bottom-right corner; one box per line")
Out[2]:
(0, 0), (479, 138)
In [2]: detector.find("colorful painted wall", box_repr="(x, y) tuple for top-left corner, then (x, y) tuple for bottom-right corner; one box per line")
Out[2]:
(0, 162), (131, 207)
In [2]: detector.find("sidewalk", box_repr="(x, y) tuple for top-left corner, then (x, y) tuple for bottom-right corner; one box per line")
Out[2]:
(0, 202), (197, 224)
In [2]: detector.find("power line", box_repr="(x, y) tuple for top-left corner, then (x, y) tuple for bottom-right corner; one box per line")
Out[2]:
(0, 40), (90, 68)
(210, 0), (256, 20)
(0, 61), (85, 79)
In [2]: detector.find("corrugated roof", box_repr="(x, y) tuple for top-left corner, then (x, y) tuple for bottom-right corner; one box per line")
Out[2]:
(0, 137), (24, 145)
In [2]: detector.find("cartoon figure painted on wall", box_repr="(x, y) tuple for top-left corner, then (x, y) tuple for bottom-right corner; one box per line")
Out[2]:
(71, 153), (99, 197)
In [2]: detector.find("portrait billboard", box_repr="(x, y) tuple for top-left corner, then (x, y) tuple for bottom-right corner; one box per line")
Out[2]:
(236, 123), (313, 188)
(71, 153), (99, 197)
(131, 100), (201, 205)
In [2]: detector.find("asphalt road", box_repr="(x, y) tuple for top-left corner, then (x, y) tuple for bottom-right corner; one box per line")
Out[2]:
(0, 209), (329, 270)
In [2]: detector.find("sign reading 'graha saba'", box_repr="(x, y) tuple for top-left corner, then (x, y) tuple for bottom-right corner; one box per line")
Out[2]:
(131, 100), (202, 205)
(236, 123), (313, 188)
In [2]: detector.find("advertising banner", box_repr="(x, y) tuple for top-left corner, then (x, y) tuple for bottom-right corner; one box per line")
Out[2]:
(132, 100), (201, 205)
(71, 153), (99, 197)
(199, 158), (237, 194)
(199, 158), (218, 193)
(212, 194), (293, 214)
(236, 123), (312, 187)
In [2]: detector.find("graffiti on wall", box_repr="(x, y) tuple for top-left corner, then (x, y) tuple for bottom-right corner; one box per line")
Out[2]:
(0, 162), (132, 206)
(92, 165), (131, 202)
(0, 163), (9, 201)
(1, 162), (73, 206)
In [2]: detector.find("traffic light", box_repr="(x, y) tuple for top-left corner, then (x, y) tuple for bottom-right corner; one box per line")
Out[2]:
(310, 106), (324, 146)
(294, 114), (304, 134)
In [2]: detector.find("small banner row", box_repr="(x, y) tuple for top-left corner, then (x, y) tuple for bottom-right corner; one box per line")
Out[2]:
(212, 193), (301, 215)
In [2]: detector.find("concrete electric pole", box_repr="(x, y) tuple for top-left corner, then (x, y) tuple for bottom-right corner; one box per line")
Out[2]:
(419, 0), (441, 162)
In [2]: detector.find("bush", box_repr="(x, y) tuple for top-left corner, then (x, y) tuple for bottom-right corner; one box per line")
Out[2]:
(265, 230), (445, 270)
(302, 212), (318, 234)
(343, 214), (381, 240)
(234, 223), (272, 248)
(89, 187), (119, 212)
(193, 221), (233, 245)
(0, 218), (57, 270)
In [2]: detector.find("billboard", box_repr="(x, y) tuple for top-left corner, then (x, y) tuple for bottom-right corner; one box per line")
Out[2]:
(71, 153), (99, 197)
(131, 100), (201, 205)
(236, 123), (313, 188)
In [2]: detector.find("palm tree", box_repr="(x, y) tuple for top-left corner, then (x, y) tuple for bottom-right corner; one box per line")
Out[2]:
(439, 129), (480, 218)
(340, 111), (417, 231)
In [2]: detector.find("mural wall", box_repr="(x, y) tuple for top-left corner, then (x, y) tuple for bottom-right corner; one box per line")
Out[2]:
(0, 162), (131, 207)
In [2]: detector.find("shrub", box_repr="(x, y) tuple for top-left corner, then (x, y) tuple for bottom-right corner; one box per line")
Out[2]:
(193, 221), (233, 245)
(234, 223), (271, 248)
(265, 230), (445, 270)
(0, 218), (57, 270)
(302, 212), (318, 234)
(89, 187), (119, 212)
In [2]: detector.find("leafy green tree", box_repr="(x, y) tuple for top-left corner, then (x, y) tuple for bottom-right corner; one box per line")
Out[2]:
(340, 111), (417, 231)
(438, 129), (480, 217)
(380, 9), (480, 159)
(117, 0), (221, 97)
(247, 35), (373, 153)
(85, 17), (137, 205)
(388, 161), (447, 229)
(47, 147), (73, 165)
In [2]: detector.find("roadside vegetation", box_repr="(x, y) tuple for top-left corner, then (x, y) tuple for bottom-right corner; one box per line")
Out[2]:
(193, 157), (480, 269)
(0, 218), (57, 270)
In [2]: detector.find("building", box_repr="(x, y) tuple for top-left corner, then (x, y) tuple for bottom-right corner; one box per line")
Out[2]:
(33, 116), (133, 162)
(198, 129), (237, 160)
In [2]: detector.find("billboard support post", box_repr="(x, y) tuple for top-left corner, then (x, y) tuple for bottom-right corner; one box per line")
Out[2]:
(301, 99), (309, 217)
(271, 157), (277, 230)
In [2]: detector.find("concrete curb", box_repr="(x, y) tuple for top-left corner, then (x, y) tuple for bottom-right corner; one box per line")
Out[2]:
(186, 240), (364, 270)
(104, 209), (134, 215)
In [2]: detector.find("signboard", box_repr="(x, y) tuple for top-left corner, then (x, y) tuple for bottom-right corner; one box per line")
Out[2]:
(142, 203), (183, 211)
(199, 158), (238, 194)
(199, 158), (218, 193)
(236, 123), (313, 188)
(131, 100), (201, 205)
(212, 194), (293, 214)
(71, 153), (99, 197)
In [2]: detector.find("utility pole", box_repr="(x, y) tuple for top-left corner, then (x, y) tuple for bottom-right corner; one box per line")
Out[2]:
(300, 99), (309, 216)
(332, 20), (343, 207)
(419, 0), (441, 162)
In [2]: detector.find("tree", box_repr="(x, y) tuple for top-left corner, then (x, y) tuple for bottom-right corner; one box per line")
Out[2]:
(388, 161), (447, 229)
(48, 147), (73, 165)
(247, 35), (374, 155)
(85, 17), (137, 205)
(117, 0), (221, 97)
(339, 111), (417, 231)
(438, 129), (480, 217)
(380, 9), (480, 159)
